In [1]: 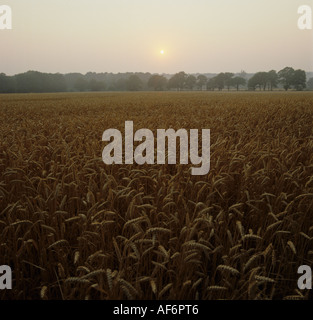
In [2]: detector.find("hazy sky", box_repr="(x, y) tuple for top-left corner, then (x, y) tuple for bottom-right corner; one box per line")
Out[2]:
(1, 0), (313, 75)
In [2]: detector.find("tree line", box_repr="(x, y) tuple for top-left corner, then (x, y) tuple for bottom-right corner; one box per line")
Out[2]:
(152, 67), (308, 91)
(0, 67), (311, 93)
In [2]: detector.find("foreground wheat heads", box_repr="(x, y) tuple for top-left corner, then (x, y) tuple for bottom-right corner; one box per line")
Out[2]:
(0, 91), (312, 300)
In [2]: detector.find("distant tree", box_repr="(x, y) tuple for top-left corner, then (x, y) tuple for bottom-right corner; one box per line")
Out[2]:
(12, 71), (66, 93)
(1, 71), (67, 93)
(267, 70), (278, 91)
(74, 77), (89, 92)
(259, 72), (269, 91)
(292, 69), (306, 91)
(231, 76), (246, 91)
(213, 73), (226, 91)
(0, 73), (15, 93)
(88, 79), (105, 91)
(224, 73), (234, 91)
(278, 67), (306, 91)
(248, 75), (257, 90)
(127, 75), (142, 91)
(248, 72), (268, 90)
(115, 78), (128, 91)
(52, 74), (67, 92)
(207, 77), (216, 91)
(196, 74), (207, 90)
(278, 67), (295, 91)
(307, 77), (313, 90)
(248, 73), (260, 90)
(0, 73), (7, 93)
(168, 71), (187, 90)
(147, 74), (167, 91)
(15, 71), (41, 92)
(64, 73), (85, 91)
(185, 75), (197, 90)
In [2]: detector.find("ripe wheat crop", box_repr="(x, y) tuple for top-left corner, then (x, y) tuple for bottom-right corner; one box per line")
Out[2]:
(0, 91), (312, 300)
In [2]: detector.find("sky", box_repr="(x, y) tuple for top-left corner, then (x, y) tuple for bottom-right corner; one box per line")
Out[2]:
(1, 0), (313, 75)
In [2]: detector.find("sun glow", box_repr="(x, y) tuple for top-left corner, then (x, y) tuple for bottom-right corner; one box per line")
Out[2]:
(160, 50), (164, 55)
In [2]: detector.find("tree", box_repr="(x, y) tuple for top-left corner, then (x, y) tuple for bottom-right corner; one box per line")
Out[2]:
(0, 73), (15, 93)
(248, 73), (259, 90)
(213, 73), (226, 91)
(224, 73), (234, 91)
(278, 67), (306, 91)
(292, 69), (306, 91)
(88, 79), (105, 91)
(259, 72), (269, 91)
(12, 71), (66, 93)
(307, 77), (313, 90)
(196, 74), (207, 90)
(74, 77), (89, 92)
(115, 78), (127, 91)
(267, 70), (278, 91)
(248, 72), (268, 90)
(185, 75), (197, 90)
(278, 67), (295, 91)
(147, 74), (167, 91)
(50, 73), (67, 92)
(15, 71), (42, 92)
(127, 75), (142, 91)
(231, 76), (246, 91)
(207, 77), (216, 91)
(168, 71), (187, 90)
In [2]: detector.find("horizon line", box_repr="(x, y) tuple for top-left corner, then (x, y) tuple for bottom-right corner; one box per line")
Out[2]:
(2, 68), (313, 77)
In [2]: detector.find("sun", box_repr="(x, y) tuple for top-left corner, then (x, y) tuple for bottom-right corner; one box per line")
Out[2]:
(160, 50), (164, 55)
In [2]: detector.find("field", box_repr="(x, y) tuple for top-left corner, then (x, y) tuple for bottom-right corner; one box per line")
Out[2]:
(0, 91), (313, 300)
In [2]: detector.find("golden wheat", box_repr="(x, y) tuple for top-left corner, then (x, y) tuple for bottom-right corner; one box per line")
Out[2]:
(0, 91), (312, 300)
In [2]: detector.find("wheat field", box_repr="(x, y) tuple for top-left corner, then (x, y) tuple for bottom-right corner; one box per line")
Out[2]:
(0, 91), (312, 300)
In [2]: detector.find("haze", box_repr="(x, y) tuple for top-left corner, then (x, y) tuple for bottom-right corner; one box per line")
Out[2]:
(1, 0), (313, 75)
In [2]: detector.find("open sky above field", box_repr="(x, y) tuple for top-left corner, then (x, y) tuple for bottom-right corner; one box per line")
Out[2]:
(1, 0), (313, 75)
